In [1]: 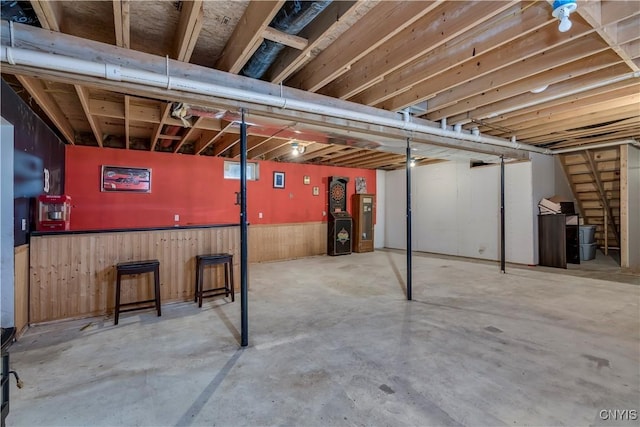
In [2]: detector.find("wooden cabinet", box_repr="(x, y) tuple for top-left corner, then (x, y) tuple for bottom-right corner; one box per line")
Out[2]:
(538, 214), (580, 268)
(352, 194), (375, 253)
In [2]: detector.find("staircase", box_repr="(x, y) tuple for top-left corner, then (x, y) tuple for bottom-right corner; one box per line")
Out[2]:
(560, 148), (621, 249)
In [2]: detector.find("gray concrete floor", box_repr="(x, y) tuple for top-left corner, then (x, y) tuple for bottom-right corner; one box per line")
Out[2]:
(7, 251), (640, 426)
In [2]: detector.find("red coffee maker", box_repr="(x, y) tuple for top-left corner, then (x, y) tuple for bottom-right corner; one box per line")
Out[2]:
(37, 195), (71, 231)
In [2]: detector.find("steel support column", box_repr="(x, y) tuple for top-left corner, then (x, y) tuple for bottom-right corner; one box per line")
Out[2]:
(500, 155), (506, 274)
(406, 138), (412, 300)
(240, 110), (249, 346)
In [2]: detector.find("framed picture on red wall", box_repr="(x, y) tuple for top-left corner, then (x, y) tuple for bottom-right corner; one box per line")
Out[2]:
(273, 171), (285, 189)
(101, 165), (151, 192)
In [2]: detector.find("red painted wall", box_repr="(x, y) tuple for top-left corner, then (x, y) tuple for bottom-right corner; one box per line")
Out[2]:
(65, 145), (377, 230)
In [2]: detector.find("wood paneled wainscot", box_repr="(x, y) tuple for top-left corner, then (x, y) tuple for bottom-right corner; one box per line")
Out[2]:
(14, 244), (29, 334)
(248, 222), (327, 263)
(30, 225), (239, 323)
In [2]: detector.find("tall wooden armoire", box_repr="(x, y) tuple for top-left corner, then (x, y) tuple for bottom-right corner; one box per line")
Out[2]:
(352, 194), (375, 253)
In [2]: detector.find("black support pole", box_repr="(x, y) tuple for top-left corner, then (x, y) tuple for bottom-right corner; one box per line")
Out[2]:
(240, 110), (249, 346)
(500, 155), (506, 274)
(406, 138), (412, 300)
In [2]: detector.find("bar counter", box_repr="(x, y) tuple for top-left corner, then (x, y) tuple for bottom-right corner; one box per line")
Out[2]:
(29, 224), (240, 323)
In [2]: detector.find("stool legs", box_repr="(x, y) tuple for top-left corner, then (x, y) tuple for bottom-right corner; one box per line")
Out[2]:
(154, 264), (161, 317)
(228, 262), (235, 302)
(114, 262), (161, 325)
(195, 256), (234, 306)
(115, 270), (122, 325)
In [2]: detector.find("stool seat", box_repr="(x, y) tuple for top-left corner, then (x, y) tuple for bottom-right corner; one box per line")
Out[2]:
(195, 254), (234, 307)
(115, 259), (161, 325)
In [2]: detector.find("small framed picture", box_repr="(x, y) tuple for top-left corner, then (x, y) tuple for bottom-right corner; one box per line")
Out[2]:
(303, 175), (310, 185)
(273, 171), (285, 189)
(312, 186), (319, 196)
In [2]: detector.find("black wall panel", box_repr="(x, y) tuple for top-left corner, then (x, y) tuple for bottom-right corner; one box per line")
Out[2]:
(1, 79), (66, 246)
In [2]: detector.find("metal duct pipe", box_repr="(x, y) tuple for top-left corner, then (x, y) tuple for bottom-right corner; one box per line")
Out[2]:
(0, 46), (552, 155)
(551, 139), (640, 154)
(242, 0), (332, 79)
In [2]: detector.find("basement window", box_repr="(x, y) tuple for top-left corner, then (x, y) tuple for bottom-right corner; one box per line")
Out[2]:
(223, 161), (259, 181)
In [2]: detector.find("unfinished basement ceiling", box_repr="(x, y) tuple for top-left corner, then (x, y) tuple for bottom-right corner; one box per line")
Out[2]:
(1, 0), (639, 169)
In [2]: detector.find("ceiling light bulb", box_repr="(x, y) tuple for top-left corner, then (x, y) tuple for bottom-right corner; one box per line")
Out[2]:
(290, 141), (305, 156)
(558, 14), (572, 32)
(551, 1), (577, 33)
(409, 159), (416, 168)
(530, 85), (548, 94)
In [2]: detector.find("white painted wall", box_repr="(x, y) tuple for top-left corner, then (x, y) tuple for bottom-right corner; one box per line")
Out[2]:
(374, 169), (386, 248)
(385, 159), (536, 265)
(531, 153), (559, 264)
(553, 157), (576, 208)
(623, 146), (640, 270)
(385, 167), (407, 250)
(1, 117), (14, 327)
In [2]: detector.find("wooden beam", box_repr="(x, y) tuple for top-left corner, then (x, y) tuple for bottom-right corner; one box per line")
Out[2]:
(297, 145), (347, 161)
(350, 1), (552, 106)
(173, 0), (204, 62)
(268, 1), (360, 84)
(212, 133), (240, 156)
(174, 116), (204, 153)
(247, 137), (291, 158)
(452, 64), (634, 125)
(196, 121), (234, 155)
(577, 0), (640, 72)
(262, 27), (308, 50)
(391, 32), (609, 114)
(215, 0), (286, 73)
(124, 95), (130, 149)
(321, 1), (517, 100)
(15, 76), (75, 144)
(113, 0), (130, 49)
(490, 88), (640, 131)
(424, 49), (620, 121)
(504, 103), (640, 140)
(620, 144), (629, 267)
(75, 85), (103, 147)
(233, 135), (271, 158)
(0, 21), (527, 160)
(286, 1), (443, 92)
(30, 0), (62, 31)
(586, 149), (620, 243)
(158, 134), (182, 141)
(150, 103), (171, 151)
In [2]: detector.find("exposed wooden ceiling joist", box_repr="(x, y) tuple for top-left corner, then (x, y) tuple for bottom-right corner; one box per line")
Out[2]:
(172, 0), (203, 62)
(112, 0), (130, 49)
(14, 76), (75, 144)
(2, 0), (636, 168)
(215, 0), (286, 73)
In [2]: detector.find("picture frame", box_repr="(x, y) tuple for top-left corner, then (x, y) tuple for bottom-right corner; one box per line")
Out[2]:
(273, 171), (285, 189)
(101, 165), (151, 193)
(312, 186), (319, 196)
(303, 175), (310, 185)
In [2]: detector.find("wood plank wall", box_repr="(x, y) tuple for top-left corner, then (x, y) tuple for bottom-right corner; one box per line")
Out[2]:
(248, 222), (327, 262)
(30, 226), (240, 323)
(29, 223), (327, 323)
(14, 244), (29, 335)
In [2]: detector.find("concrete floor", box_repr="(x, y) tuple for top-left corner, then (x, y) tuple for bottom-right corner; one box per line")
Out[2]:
(7, 251), (640, 426)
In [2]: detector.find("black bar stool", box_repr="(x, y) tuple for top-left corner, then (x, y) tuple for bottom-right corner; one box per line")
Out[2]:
(115, 260), (161, 325)
(195, 254), (234, 307)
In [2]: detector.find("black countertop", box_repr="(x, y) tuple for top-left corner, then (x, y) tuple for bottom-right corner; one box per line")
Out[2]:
(31, 223), (241, 237)
(1, 327), (15, 352)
